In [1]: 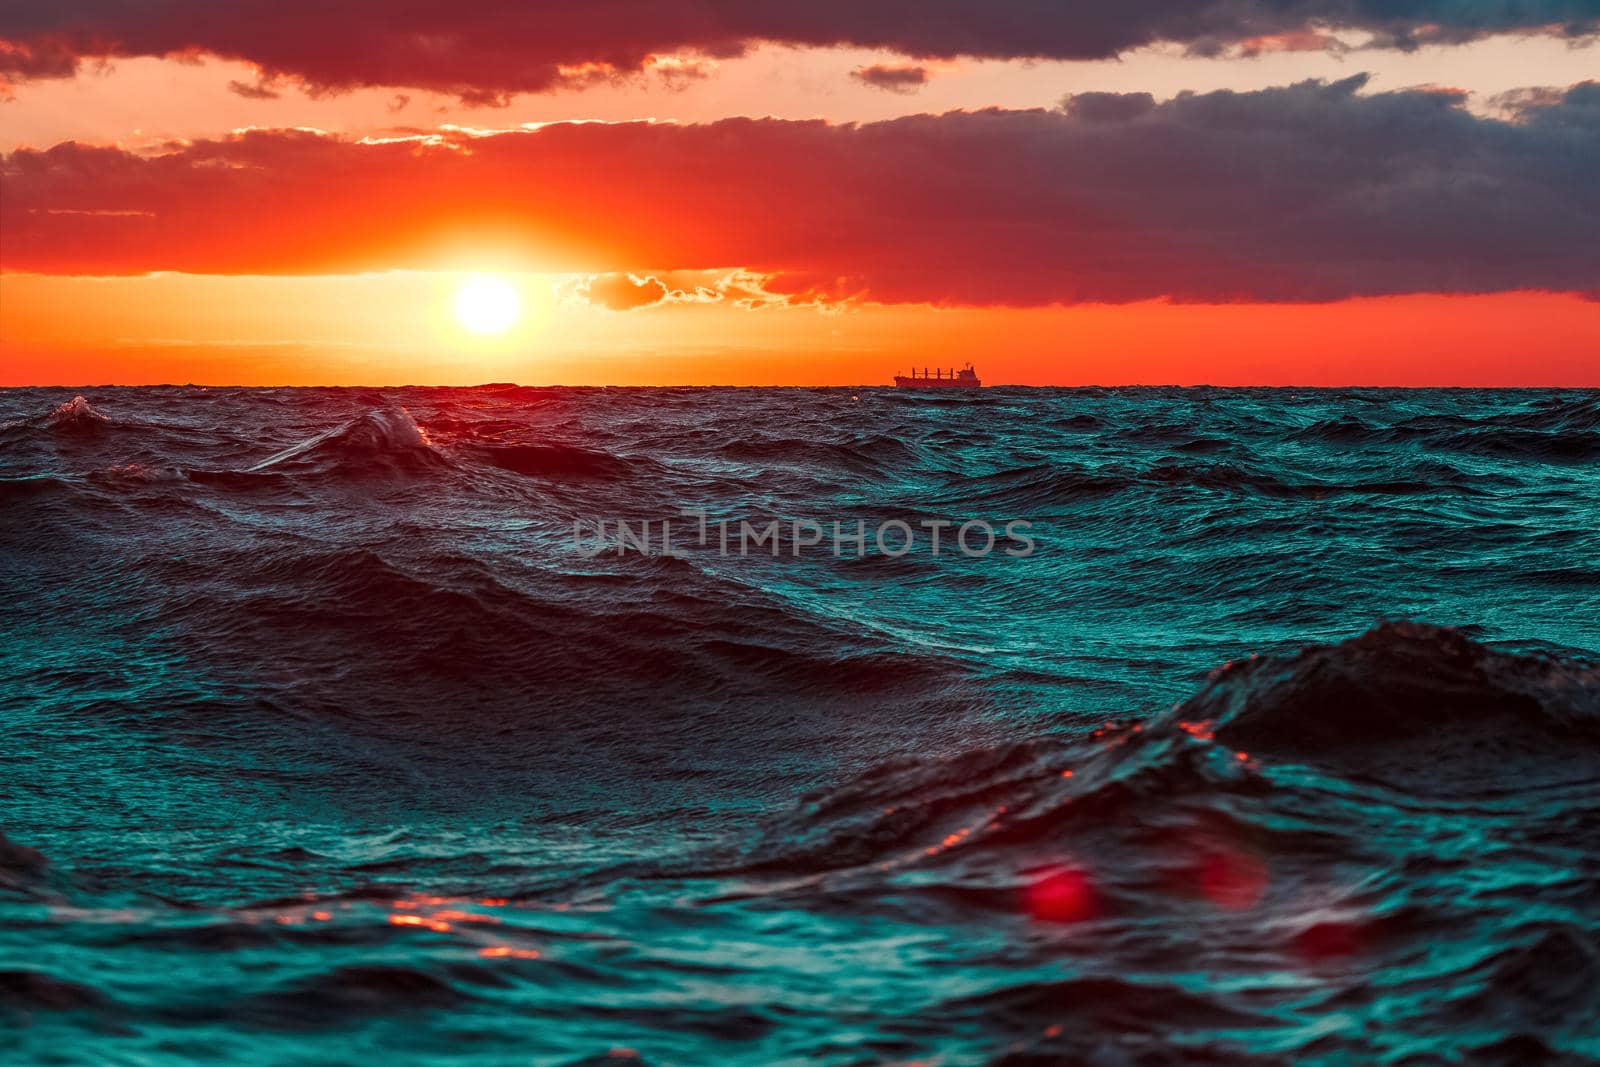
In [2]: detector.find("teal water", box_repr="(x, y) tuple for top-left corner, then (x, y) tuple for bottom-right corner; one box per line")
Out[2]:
(2, 386), (1598, 1065)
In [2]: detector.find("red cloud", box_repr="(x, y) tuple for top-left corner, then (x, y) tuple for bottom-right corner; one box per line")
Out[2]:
(0, 3), (1596, 98)
(567, 270), (811, 310)
(4, 79), (1598, 305)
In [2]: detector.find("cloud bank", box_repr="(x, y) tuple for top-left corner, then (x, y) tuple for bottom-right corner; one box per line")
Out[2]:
(4, 78), (1597, 305)
(1, 2), (1596, 98)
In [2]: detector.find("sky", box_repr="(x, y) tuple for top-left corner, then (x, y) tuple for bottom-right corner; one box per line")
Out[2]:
(1, 3), (1597, 386)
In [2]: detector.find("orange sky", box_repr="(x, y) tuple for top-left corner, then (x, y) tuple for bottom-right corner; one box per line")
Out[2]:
(3, 273), (1593, 386)
(1, 23), (1597, 385)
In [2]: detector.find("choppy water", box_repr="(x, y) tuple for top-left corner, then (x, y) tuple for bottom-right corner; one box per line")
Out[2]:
(2, 385), (1599, 1066)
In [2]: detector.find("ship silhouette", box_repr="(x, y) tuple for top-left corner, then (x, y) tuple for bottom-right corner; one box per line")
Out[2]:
(894, 363), (981, 389)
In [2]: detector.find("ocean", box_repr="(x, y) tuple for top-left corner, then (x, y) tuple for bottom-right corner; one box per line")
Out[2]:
(2, 385), (1598, 1065)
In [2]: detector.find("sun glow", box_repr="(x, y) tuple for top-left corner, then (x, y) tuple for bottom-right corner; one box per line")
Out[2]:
(454, 275), (523, 335)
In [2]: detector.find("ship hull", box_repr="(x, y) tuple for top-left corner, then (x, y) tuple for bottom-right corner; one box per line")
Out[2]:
(893, 377), (981, 389)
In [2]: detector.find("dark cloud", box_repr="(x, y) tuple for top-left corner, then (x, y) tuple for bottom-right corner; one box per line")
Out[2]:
(1, 3), (1596, 97)
(226, 78), (280, 100)
(4, 79), (1597, 305)
(1061, 92), (1157, 123)
(852, 64), (929, 94)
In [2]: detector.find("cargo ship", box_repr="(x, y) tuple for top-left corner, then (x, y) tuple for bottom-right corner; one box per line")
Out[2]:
(893, 363), (982, 389)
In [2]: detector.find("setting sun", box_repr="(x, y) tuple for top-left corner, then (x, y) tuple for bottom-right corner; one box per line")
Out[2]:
(453, 276), (523, 335)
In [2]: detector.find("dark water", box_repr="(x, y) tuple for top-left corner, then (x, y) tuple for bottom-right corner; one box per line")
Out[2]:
(3, 385), (1599, 1065)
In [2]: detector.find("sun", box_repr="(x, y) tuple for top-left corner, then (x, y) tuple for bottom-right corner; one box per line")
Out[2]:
(453, 275), (523, 335)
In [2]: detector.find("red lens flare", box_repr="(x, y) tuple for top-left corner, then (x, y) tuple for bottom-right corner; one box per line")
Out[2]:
(1026, 865), (1099, 924)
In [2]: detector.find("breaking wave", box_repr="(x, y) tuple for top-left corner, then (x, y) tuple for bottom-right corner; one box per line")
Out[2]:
(44, 395), (111, 432)
(246, 404), (439, 476)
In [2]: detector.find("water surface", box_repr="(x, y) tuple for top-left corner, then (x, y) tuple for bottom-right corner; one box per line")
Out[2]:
(3, 386), (1598, 1065)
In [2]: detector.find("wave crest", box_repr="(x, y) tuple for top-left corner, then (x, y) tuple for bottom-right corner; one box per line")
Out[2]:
(0, 395), (112, 439)
(246, 405), (439, 476)
(1177, 622), (1599, 750)
(45, 395), (111, 431)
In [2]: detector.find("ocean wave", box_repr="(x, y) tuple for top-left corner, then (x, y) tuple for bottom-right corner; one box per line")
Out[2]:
(676, 624), (1599, 915)
(939, 463), (1132, 509)
(1289, 399), (1600, 462)
(1506, 394), (1600, 436)
(942, 974), (1277, 1040)
(43, 395), (111, 433)
(1437, 426), (1600, 463)
(1174, 622), (1600, 780)
(245, 405), (442, 476)
(0, 970), (106, 1013)
(0, 831), (47, 896)
(469, 441), (643, 481)
(942, 458), (1481, 510)
(0, 395), (112, 442)
(0, 473), (80, 502)
(146, 541), (964, 747)
(234, 964), (467, 1028)
(719, 434), (921, 475)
